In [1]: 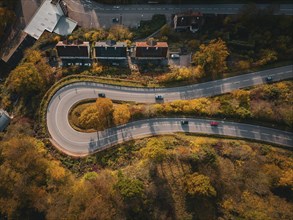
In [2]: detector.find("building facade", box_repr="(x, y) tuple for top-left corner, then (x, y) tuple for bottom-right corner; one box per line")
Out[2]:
(135, 40), (168, 60)
(56, 41), (91, 66)
(94, 40), (127, 60)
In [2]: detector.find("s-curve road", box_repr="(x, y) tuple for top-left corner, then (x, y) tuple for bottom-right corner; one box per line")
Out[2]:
(47, 65), (293, 156)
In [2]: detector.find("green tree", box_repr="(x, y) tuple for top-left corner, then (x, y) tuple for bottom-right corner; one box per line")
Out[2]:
(192, 38), (229, 79)
(115, 172), (144, 200)
(184, 173), (216, 197)
(113, 104), (131, 126)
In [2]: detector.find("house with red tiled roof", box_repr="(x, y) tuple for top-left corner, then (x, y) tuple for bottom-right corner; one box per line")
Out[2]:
(134, 39), (168, 60)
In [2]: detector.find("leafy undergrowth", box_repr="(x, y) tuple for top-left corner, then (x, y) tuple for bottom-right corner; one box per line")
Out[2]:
(90, 134), (293, 219)
(1, 118), (293, 219)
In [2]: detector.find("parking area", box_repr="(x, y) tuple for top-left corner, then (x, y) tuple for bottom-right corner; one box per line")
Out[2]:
(168, 53), (192, 67)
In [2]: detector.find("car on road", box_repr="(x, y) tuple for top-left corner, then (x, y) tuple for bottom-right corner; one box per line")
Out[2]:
(112, 18), (119, 23)
(181, 120), (189, 125)
(98, 93), (106, 98)
(113, 6), (120, 9)
(155, 95), (164, 100)
(210, 121), (219, 126)
(265, 76), (273, 83)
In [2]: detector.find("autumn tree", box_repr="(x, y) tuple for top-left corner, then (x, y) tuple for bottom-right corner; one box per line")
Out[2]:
(115, 172), (144, 200)
(184, 173), (216, 197)
(192, 38), (229, 79)
(113, 104), (131, 126)
(25, 49), (54, 85)
(6, 63), (45, 96)
(140, 138), (168, 163)
(79, 98), (114, 130)
(79, 105), (100, 129)
(84, 29), (107, 42)
(108, 25), (133, 41)
(95, 98), (114, 130)
(0, 135), (72, 219)
(278, 169), (293, 188)
(254, 49), (277, 66)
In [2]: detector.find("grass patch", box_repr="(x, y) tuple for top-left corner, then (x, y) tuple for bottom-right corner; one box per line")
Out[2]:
(132, 14), (166, 39)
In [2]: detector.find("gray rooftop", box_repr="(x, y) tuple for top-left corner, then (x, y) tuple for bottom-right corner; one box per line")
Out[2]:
(0, 110), (11, 132)
(24, 0), (77, 39)
(53, 16), (78, 36)
(95, 40), (126, 47)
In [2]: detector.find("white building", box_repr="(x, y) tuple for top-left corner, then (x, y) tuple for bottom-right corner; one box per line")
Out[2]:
(24, 0), (77, 40)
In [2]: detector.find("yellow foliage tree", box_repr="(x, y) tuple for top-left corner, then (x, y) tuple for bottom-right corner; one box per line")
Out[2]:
(95, 98), (114, 130)
(278, 169), (293, 189)
(184, 173), (217, 197)
(79, 105), (99, 129)
(113, 104), (131, 126)
(140, 138), (168, 163)
(6, 62), (45, 96)
(192, 38), (229, 79)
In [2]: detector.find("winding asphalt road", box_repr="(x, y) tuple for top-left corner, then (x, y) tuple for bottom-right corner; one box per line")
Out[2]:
(47, 65), (293, 156)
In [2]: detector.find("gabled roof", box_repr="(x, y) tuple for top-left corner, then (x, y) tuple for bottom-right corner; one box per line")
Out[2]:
(136, 42), (168, 48)
(24, 0), (77, 39)
(95, 40), (126, 47)
(56, 41), (90, 57)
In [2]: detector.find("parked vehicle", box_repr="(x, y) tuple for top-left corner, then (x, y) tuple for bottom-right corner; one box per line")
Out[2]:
(170, 54), (180, 59)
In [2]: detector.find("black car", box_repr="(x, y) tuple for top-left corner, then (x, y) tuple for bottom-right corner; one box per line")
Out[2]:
(155, 95), (164, 100)
(112, 18), (119, 23)
(265, 76), (273, 83)
(181, 120), (189, 125)
(98, 93), (106, 98)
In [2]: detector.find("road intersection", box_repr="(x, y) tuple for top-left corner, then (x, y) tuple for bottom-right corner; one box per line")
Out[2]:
(47, 65), (293, 156)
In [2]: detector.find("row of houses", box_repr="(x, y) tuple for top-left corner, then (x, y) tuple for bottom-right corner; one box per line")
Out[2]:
(56, 39), (169, 66)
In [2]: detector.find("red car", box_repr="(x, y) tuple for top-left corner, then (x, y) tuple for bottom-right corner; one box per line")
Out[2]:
(210, 121), (219, 126)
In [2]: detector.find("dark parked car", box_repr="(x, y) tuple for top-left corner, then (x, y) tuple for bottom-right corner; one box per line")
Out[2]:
(265, 76), (273, 83)
(98, 93), (106, 98)
(210, 121), (219, 126)
(155, 95), (164, 100)
(181, 120), (189, 125)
